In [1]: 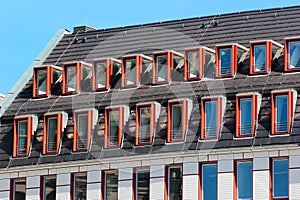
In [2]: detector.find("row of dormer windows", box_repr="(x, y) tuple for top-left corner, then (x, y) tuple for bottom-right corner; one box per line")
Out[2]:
(33, 37), (300, 98)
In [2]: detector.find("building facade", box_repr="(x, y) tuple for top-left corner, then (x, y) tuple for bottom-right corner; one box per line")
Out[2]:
(1, 5), (300, 200)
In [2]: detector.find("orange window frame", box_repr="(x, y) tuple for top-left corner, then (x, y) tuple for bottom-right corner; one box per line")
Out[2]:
(167, 100), (188, 143)
(133, 167), (150, 200)
(43, 113), (63, 154)
(33, 66), (51, 98)
(164, 164), (183, 200)
(271, 91), (294, 135)
(70, 172), (87, 200)
(201, 97), (223, 140)
(101, 170), (118, 200)
(152, 51), (176, 84)
(284, 37), (300, 72)
(199, 161), (218, 200)
(13, 116), (33, 157)
(10, 178), (26, 200)
(122, 55), (141, 88)
(104, 107), (124, 148)
(236, 94), (258, 137)
(73, 110), (93, 152)
(40, 175), (56, 200)
(92, 58), (115, 91)
(136, 104), (155, 146)
(233, 159), (253, 200)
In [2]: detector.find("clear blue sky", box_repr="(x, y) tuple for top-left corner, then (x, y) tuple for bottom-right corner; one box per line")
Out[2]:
(0, 0), (299, 95)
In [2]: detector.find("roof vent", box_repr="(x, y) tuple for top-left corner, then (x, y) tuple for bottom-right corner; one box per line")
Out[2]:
(73, 25), (96, 33)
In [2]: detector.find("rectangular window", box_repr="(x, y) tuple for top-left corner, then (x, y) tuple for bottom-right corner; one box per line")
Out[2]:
(167, 166), (182, 200)
(200, 163), (217, 200)
(276, 95), (288, 132)
(156, 55), (168, 82)
(103, 171), (118, 200)
(288, 41), (300, 68)
(240, 98), (252, 135)
(136, 106), (152, 145)
(36, 69), (47, 95)
(72, 173), (87, 200)
(95, 60), (107, 88)
(66, 65), (77, 92)
(205, 101), (217, 138)
(271, 158), (289, 199)
(124, 58), (137, 86)
(254, 45), (266, 72)
(220, 48), (232, 75)
(17, 120), (28, 155)
(235, 161), (253, 200)
(11, 179), (26, 200)
(187, 51), (200, 79)
(46, 117), (58, 152)
(41, 176), (56, 200)
(135, 169), (150, 200)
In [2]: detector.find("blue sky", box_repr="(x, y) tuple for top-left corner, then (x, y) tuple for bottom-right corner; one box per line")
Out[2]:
(0, 0), (299, 95)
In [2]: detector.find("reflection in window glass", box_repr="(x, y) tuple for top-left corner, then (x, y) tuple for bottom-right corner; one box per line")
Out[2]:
(18, 121), (28, 155)
(289, 41), (300, 68)
(275, 95), (288, 132)
(240, 98), (252, 135)
(187, 51), (199, 78)
(172, 104), (182, 140)
(136, 170), (150, 200)
(43, 177), (56, 200)
(202, 164), (217, 200)
(77, 114), (88, 149)
(168, 167), (182, 200)
(254, 45), (266, 72)
(156, 55), (167, 82)
(237, 161), (253, 200)
(13, 180), (26, 200)
(96, 62), (107, 88)
(73, 174), (87, 200)
(109, 110), (120, 146)
(66, 66), (77, 92)
(47, 117), (58, 152)
(220, 48), (232, 75)
(125, 59), (136, 85)
(37, 69), (47, 95)
(205, 101), (217, 138)
(139, 107), (151, 143)
(273, 159), (288, 198)
(105, 171), (118, 200)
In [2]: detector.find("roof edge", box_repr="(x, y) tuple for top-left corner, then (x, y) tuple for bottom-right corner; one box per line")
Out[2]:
(0, 29), (70, 117)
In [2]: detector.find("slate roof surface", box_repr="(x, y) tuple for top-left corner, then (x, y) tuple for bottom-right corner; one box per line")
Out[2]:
(1, 6), (300, 168)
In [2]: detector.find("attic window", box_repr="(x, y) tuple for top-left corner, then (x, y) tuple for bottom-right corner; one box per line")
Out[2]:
(33, 66), (62, 98)
(250, 40), (283, 74)
(152, 51), (183, 84)
(62, 62), (92, 95)
(216, 44), (248, 78)
(284, 37), (300, 71)
(184, 47), (215, 80)
(92, 58), (121, 91)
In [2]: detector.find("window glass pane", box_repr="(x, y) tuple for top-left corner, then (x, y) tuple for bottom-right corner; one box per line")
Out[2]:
(168, 167), (182, 200)
(137, 170), (150, 200)
(47, 117), (58, 152)
(220, 48), (232, 75)
(275, 95), (288, 132)
(77, 114), (88, 149)
(205, 101), (217, 137)
(240, 98), (252, 135)
(109, 110), (120, 146)
(172, 104), (182, 140)
(105, 172), (118, 200)
(43, 177), (56, 200)
(187, 51), (199, 78)
(156, 55), (167, 82)
(53, 69), (62, 83)
(289, 41), (300, 68)
(96, 62), (107, 88)
(125, 59), (136, 85)
(66, 66), (77, 92)
(74, 174), (87, 200)
(237, 161), (253, 199)
(254, 45), (266, 72)
(202, 164), (217, 200)
(18, 121), (28, 155)
(140, 107), (151, 143)
(273, 159), (288, 198)
(37, 69), (47, 95)
(13, 180), (26, 200)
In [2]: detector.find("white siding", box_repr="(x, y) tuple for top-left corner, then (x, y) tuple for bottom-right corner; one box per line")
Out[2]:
(150, 178), (164, 200)
(253, 170), (269, 200)
(27, 176), (40, 188)
(87, 183), (101, 200)
(56, 186), (70, 199)
(253, 157), (269, 170)
(218, 159), (233, 173)
(290, 169), (300, 200)
(0, 191), (9, 200)
(290, 155), (300, 168)
(183, 175), (198, 199)
(26, 188), (39, 200)
(150, 165), (165, 177)
(118, 180), (132, 200)
(183, 162), (198, 175)
(87, 170), (101, 183)
(119, 168), (132, 181)
(0, 179), (9, 190)
(218, 173), (233, 200)
(57, 173), (70, 185)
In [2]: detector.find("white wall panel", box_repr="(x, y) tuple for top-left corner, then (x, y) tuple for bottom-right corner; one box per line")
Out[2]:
(0, 191), (9, 200)
(183, 162), (198, 175)
(0, 179), (9, 190)
(218, 159), (233, 173)
(183, 175), (198, 199)
(119, 168), (132, 181)
(253, 170), (269, 200)
(290, 155), (300, 168)
(87, 170), (101, 183)
(218, 173), (233, 200)
(87, 183), (101, 200)
(290, 169), (300, 200)
(26, 188), (39, 200)
(150, 178), (164, 200)
(150, 165), (165, 177)
(57, 173), (70, 185)
(253, 157), (269, 170)
(27, 176), (40, 188)
(56, 186), (70, 199)
(118, 180), (132, 200)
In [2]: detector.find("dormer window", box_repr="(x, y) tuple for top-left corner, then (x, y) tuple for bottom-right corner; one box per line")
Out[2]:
(33, 66), (62, 98)
(284, 37), (300, 71)
(152, 51), (183, 84)
(216, 44), (248, 78)
(62, 61), (92, 95)
(250, 40), (283, 74)
(92, 58), (121, 91)
(184, 47), (215, 80)
(122, 54), (152, 87)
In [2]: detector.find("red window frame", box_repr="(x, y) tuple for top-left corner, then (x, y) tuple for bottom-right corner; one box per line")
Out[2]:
(43, 113), (63, 155)
(133, 167), (150, 200)
(184, 47), (215, 81)
(164, 164), (183, 200)
(101, 170), (118, 200)
(10, 178), (26, 200)
(33, 65), (62, 98)
(215, 44), (248, 78)
(70, 172), (87, 200)
(40, 175), (56, 200)
(73, 110), (94, 152)
(62, 61), (92, 95)
(13, 116), (34, 157)
(92, 58), (121, 91)
(284, 37), (300, 72)
(236, 94), (259, 137)
(167, 99), (188, 143)
(233, 159), (253, 200)
(152, 51), (183, 84)
(250, 40), (283, 75)
(199, 161), (218, 200)
(271, 91), (294, 135)
(104, 107), (125, 148)
(201, 97), (223, 140)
